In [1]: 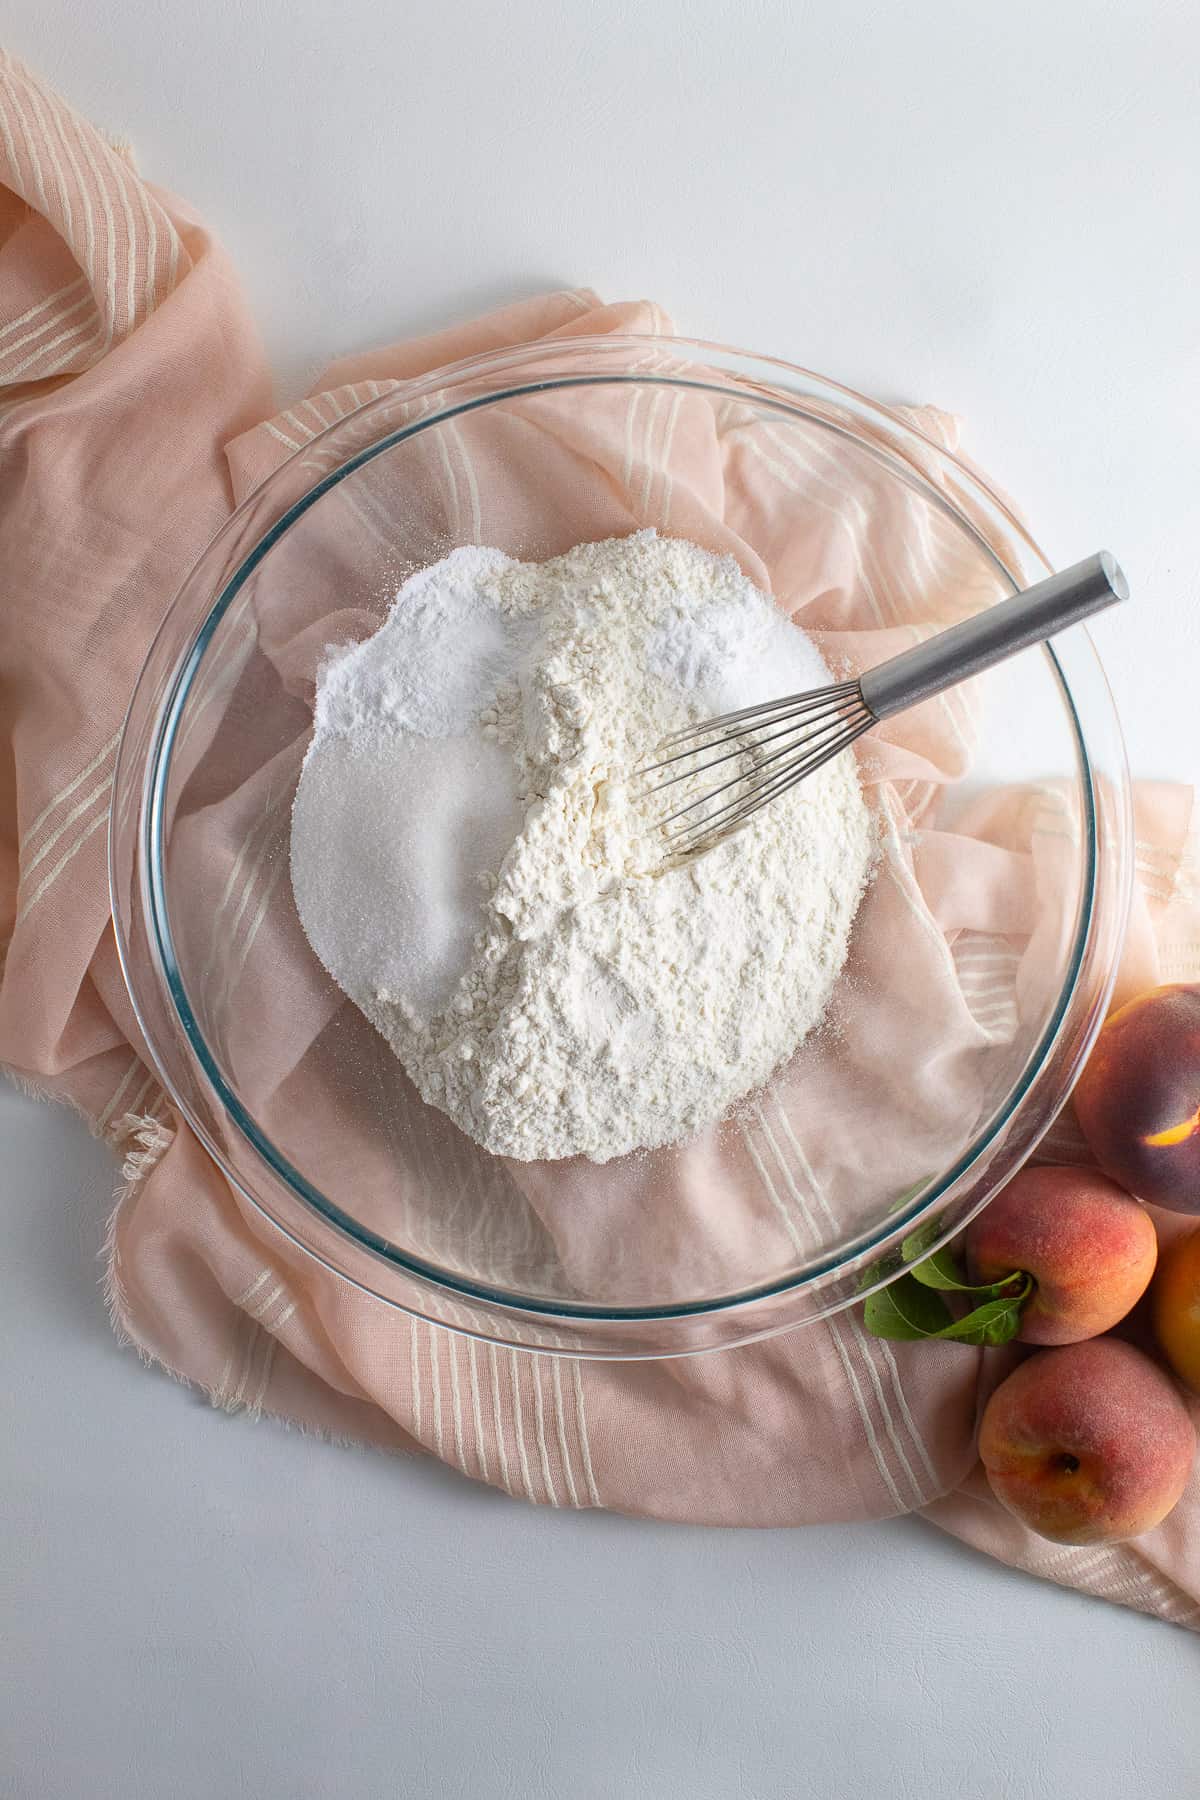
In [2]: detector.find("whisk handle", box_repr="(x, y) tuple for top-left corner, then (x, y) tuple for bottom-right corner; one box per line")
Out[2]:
(859, 551), (1128, 723)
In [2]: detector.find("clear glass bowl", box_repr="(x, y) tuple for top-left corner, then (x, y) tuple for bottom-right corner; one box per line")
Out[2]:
(109, 337), (1132, 1357)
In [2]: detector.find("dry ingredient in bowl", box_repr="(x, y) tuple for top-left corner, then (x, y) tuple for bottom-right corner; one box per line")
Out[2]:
(290, 531), (874, 1162)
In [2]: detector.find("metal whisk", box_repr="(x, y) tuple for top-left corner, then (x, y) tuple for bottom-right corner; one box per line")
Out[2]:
(638, 552), (1128, 861)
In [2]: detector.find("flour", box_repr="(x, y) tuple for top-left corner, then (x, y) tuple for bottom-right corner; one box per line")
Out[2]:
(290, 531), (875, 1163)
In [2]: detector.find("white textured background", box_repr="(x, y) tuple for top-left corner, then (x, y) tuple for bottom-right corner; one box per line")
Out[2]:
(3, 3), (1200, 1795)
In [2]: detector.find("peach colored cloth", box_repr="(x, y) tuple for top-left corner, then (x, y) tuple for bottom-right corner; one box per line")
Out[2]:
(2, 48), (1199, 1628)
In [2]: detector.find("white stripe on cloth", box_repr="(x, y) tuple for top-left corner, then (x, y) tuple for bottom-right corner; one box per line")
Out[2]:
(249, 1337), (278, 1415)
(0, 67), (50, 216)
(753, 1104), (931, 1509)
(732, 424), (886, 630)
(263, 419), (302, 452)
(248, 1281), (287, 1322)
(120, 1072), (157, 1127)
(20, 770), (112, 885)
(222, 817), (282, 959)
(212, 1267), (299, 1415)
(413, 1306), (598, 1509)
(49, 105), (100, 314)
(638, 385), (666, 516)
(235, 1269), (272, 1308)
(448, 1333), (467, 1473)
(955, 972), (1022, 998)
(658, 390), (683, 531)
(174, 588), (257, 759)
(429, 1324), (445, 1458)
(954, 971), (1021, 999)
(953, 938), (1021, 964)
(881, 805), (962, 986)
(770, 1099), (940, 1495)
(507, 1348), (538, 1502)
(13, 805), (108, 928)
(68, 109), (119, 349)
(0, 82), (35, 224)
(212, 1311), (250, 1410)
(5, 298), (96, 379)
(175, 623), (259, 762)
(531, 1356), (561, 1508)
(409, 1315), (424, 1443)
(221, 845), (289, 1010)
(748, 1111), (910, 1509)
(201, 796), (278, 988)
(109, 124), (139, 338)
(418, 1118), (592, 1503)
(231, 1324), (270, 1410)
(447, 418), (482, 540)
(467, 1337), (490, 1484)
(24, 74), (79, 251)
(550, 1358), (581, 1509)
(621, 385), (641, 493)
(570, 1360), (601, 1508)
(487, 1342), (515, 1496)
(762, 414), (997, 752)
(213, 1270), (275, 1409)
(434, 423), (465, 538)
(133, 158), (159, 314)
(441, 1112), (587, 1504)
(0, 286), (91, 365)
(228, 1281), (295, 1420)
(96, 1053), (144, 1134)
(758, 423), (888, 602)
(37, 314), (108, 381)
(739, 1122), (808, 1257)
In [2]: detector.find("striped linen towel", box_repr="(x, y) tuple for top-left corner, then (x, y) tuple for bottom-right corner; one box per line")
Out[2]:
(2, 46), (1199, 1629)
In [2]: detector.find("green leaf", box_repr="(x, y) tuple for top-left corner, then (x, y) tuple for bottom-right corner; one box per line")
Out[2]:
(900, 1222), (1028, 1297)
(900, 1219), (942, 1262)
(855, 1254), (901, 1295)
(862, 1268), (1035, 1346)
(928, 1276), (1034, 1346)
(906, 1244), (972, 1290)
(932, 1299), (1021, 1346)
(886, 1178), (933, 1217)
(907, 1249), (1027, 1298)
(862, 1274), (955, 1340)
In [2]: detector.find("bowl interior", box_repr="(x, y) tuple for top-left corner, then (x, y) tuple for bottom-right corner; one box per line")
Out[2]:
(121, 346), (1128, 1354)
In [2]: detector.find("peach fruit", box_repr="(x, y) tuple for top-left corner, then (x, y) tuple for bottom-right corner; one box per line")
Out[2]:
(1074, 984), (1200, 1213)
(965, 1166), (1156, 1345)
(979, 1338), (1196, 1545)
(1152, 1224), (1200, 1395)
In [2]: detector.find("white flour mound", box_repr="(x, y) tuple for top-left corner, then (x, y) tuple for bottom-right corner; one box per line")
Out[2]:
(290, 531), (874, 1163)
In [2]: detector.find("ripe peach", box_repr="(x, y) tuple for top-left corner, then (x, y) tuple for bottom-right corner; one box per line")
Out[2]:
(979, 1338), (1196, 1545)
(1152, 1224), (1200, 1395)
(965, 1166), (1156, 1345)
(1074, 984), (1200, 1213)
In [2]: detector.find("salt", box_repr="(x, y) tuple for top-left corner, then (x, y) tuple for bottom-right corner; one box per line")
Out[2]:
(292, 547), (527, 1021)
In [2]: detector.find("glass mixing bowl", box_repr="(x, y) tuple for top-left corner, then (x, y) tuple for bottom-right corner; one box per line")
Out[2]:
(109, 337), (1132, 1357)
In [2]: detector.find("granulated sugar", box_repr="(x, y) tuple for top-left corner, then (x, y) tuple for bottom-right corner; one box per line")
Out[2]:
(290, 530), (874, 1162)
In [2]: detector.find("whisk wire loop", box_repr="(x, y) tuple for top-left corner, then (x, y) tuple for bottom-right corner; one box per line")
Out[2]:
(634, 553), (1129, 864)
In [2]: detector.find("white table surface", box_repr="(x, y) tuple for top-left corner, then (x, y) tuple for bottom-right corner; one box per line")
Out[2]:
(4, 4), (1200, 1795)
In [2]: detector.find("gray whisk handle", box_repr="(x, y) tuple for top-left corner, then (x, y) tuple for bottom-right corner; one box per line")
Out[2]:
(859, 551), (1128, 723)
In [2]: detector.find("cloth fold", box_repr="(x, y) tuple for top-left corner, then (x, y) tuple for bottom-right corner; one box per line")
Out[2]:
(3, 47), (1199, 1629)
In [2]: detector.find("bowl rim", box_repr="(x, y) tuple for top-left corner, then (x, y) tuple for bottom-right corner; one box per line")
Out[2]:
(110, 334), (1133, 1352)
